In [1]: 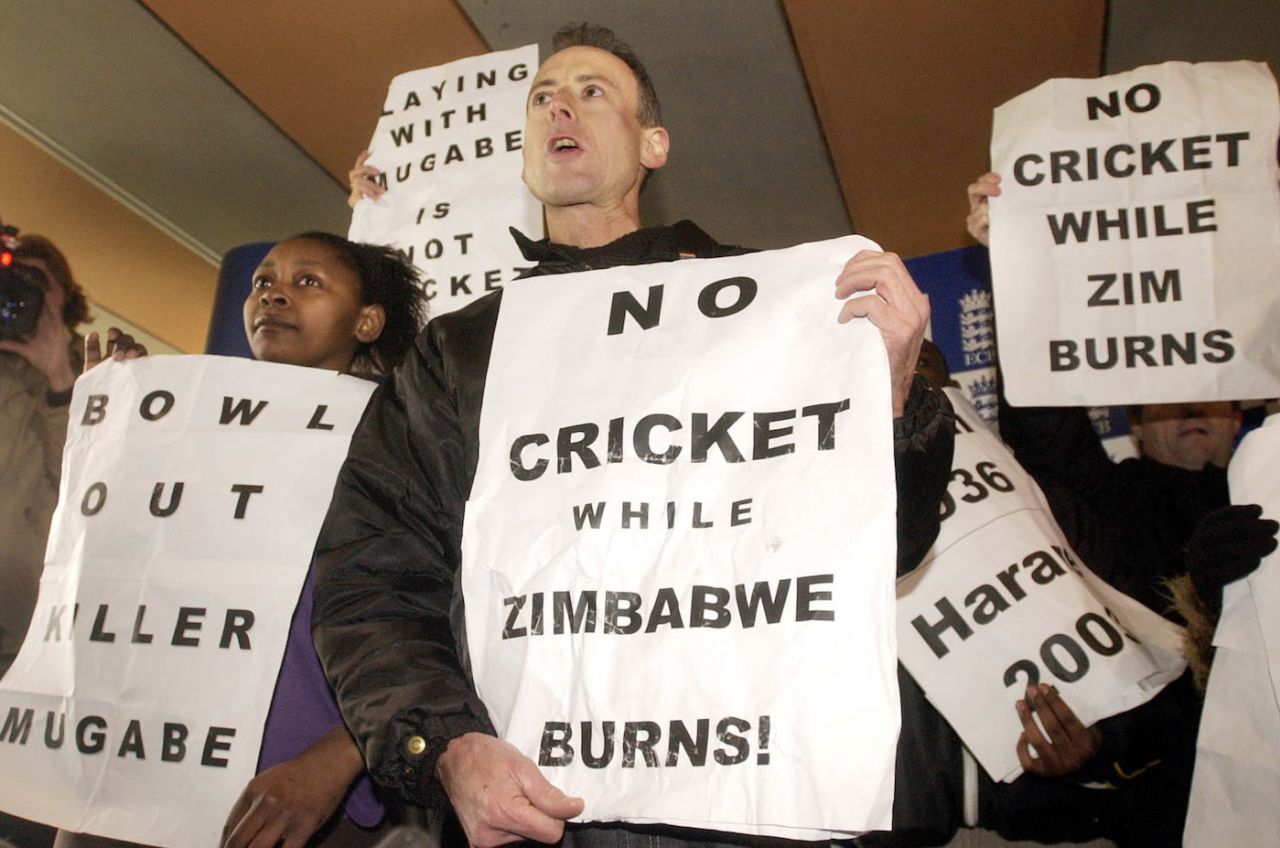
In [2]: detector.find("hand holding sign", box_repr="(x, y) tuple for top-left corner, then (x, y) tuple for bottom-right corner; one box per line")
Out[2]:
(1185, 503), (1279, 614)
(1015, 683), (1102, 777)
(965, 172), (1001, 247)
(437, 733), (585, 847)
(835, 249), (930, 416)
(83, 327), (148, 372)
(347, 150), (386, 209)
(221, 727), (364, 848)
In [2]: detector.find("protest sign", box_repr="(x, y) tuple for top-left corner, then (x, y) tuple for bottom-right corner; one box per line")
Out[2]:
(1226, 414), (1280, 691)
(0, 357), (374, 848)
(349, 44), (542, 317)
(1185, 413), (1280, 844)
(989, 60), (1280, 406)
(907, 247), (1137, 462)
(462, 237), (898, 837)
(896, 390), (1185, 781)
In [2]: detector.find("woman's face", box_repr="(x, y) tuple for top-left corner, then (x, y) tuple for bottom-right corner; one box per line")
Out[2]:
(243, 239), (381, 371)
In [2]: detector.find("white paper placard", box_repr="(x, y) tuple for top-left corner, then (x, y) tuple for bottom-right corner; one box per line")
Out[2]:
(349, 44), (543, 317)
(897, 390), (1186, 781)
(462, 237), (899, 838)
(1185, 414), (1280, 844)
(989, 60), (1280, 406)
(0, 356), (374, 848)
(1225, 414), (1280, 691)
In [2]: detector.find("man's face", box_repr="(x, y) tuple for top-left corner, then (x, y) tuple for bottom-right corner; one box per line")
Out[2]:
(1131, 402), (1240, 470)
(522, 46), (667, 210)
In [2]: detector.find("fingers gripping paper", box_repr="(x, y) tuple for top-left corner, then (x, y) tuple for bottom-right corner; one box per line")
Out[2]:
(989, 60), (1280, 406)
(1185, 415), (1280, 844)
(0, 357), (374, 848)
(349, 45), (542, 318)
(896, 390), (1186, 781)
(463, 237), (899, 837)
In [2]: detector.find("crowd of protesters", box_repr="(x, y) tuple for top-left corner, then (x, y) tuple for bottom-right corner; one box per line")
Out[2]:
(2, 20), (1277, 848)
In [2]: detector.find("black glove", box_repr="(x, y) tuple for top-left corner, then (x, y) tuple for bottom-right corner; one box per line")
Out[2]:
(1185, 504), (1279, 613)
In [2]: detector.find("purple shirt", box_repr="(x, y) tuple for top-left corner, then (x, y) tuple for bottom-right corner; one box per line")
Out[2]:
(258, 567), (384, 828)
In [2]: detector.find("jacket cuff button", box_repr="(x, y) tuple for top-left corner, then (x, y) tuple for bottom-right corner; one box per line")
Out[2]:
(406, 735), (427, 756)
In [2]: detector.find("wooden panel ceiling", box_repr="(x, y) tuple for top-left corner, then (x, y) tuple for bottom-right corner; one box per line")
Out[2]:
(142, 0), (489, 184)
(784, 0), (1106, 257)
(1, 121), (216, 352)
(12, 0), (1275, 356)
(142, 0), (1109, 257)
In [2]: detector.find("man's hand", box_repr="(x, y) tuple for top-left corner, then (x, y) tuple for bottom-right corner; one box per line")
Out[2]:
(1186, 503), (1279, 613)
(436, 733), (584, 847)
(84, 327), (148, 371)
(1015, 683), (1101, 777)
(0, 279), (75, 393)
(835, 250), (930, 417)
(222, 727), (364, 848)
(966, 172), (1002, 247)
(348, 149), (386, 208)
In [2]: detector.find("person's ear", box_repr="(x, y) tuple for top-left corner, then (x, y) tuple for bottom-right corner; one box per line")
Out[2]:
(354, 304), (385, 344)
(641, 126), (669, 171)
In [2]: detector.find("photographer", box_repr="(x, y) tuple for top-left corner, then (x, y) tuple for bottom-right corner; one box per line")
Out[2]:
(0, 229), (88, 678)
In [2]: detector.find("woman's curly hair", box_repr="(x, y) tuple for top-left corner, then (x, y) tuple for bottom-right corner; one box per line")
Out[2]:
(288, 232), (427, 374)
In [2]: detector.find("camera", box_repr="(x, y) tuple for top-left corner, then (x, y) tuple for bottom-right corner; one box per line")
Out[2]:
(0, 222), (46, 341)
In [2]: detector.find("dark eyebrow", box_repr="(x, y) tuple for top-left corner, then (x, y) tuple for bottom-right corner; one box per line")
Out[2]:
(530, 72), (610, 91)
(254, 259), (326, 272)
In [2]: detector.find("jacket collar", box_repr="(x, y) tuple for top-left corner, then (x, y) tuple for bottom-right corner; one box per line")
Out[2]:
(510, 220), (721, 275)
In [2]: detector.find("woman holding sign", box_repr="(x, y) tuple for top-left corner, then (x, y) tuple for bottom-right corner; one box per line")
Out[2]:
(56, 233), (426, 848)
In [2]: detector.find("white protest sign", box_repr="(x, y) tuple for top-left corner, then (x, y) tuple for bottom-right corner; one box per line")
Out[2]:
(350, 45), (542, 317)
(1226, 414), (1280, 692)
(0, 356), (374, 848)
(896, 390), (1186, 781)
(462, 237), (898, 838)
(1184, 618), (1280, 847)
(989, 60), (1280, 406)
(1185, 413), (1280, 845)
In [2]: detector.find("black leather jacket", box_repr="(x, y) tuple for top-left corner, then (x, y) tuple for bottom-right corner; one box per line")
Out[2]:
(312, 221), (954, 806)
(996, 396), (1228, 618)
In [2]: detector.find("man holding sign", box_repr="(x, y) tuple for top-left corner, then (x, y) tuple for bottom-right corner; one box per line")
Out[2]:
(317, 23), (952, 847)
(968, 169), (1278, 626)
(967, 63), (1280, 621)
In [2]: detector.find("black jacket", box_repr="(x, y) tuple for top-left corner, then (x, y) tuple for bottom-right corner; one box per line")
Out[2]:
(996, 398), (1228, 617)
(312, 221), (954, 808)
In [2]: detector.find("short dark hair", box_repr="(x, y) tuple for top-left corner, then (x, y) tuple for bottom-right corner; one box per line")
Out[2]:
(551, 23), (662, 127)
(289, 232), (427, 375)
(13, 234), (91, 329)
